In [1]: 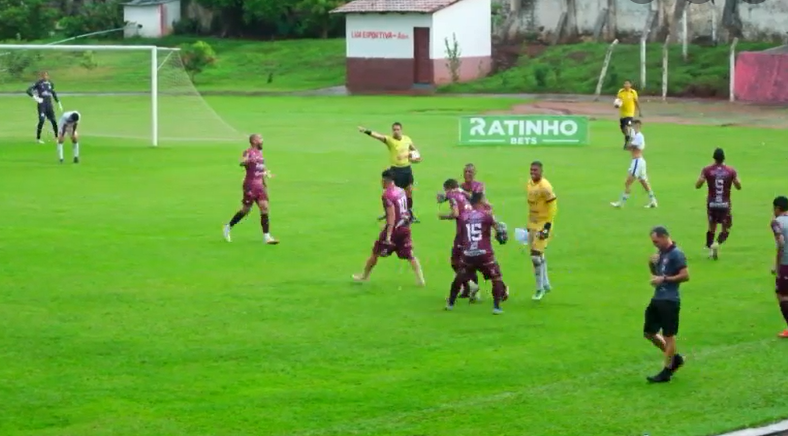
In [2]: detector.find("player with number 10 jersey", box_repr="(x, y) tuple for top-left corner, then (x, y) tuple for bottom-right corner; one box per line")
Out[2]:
(695, 148), (741, 260)
(353, 169), (425, 286)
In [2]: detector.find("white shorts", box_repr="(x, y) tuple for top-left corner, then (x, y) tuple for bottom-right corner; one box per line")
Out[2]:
(628, 157), (647, 180)
(58, 122), (77, 136)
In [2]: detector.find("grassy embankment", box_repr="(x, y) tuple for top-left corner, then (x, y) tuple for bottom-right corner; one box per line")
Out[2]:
(440, 41), (776, 97)
(0, 36), (346, 93)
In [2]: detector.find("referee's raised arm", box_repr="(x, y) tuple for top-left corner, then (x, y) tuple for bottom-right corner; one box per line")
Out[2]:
(358, 126), (386, 142)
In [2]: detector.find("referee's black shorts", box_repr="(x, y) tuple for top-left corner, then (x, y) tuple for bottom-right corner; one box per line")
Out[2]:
(390, 165), (414, 189)
(643, 299), (680, 337)
(619, 117), (633, 131)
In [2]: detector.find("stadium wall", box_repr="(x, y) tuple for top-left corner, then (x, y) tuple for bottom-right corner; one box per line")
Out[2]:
(502, 0), (788, 42)
(733, 48), (788, 104)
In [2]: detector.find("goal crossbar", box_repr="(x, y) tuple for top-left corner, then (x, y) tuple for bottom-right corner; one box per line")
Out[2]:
(0, 44), (181, 146)
(0, 44), (179, 51)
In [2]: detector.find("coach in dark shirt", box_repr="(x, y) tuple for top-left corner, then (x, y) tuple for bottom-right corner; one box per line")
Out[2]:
(25, 71), (62, 143)
(643, 225), (689, 383)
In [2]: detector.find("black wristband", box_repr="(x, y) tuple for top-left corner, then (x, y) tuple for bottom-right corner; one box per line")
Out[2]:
(543, 222), (552, 231)
(364, 130), (372, 135)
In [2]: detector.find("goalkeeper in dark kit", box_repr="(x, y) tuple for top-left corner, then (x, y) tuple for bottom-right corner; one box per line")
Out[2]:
(26, 71), (63, 143)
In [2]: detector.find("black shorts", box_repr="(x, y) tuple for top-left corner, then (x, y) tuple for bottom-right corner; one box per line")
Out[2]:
(390, 165), (414, 189)
(37, 103), (55, 121)
(619, 117), (633, 131)
(643, 299), (680, 337)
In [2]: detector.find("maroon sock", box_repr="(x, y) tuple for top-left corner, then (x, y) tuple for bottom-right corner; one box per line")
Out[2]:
(717, 231), (729, 245)
(448, 276), (463, 305)
(261, 214), (270, 233)
(705, 231), (714, 248)
(229, 211), (246, 227)
(492, 280), (507, 308)
(780, 301), (788, 326)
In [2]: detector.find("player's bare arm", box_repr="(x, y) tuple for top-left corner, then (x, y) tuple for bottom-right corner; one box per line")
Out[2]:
(635, 98), (642, 116)
(439, 202), (460, 220)
(358, 126), (387, 142)
(384, 203), (396, 242)
(773, 223), (785, 274)
(649, 253), (659, 274)
(733, 176), (742, 190)
(694, 174), (706, 189)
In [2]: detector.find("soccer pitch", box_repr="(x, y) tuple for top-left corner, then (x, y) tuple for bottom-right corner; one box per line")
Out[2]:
(1, 95), (787, 436)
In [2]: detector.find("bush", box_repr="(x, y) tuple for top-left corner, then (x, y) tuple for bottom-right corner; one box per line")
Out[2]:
(60, 1), (124, 38)
(180, 41), (217, 81)
(0, 41), (43, 80)
(0, 0), (58, 40)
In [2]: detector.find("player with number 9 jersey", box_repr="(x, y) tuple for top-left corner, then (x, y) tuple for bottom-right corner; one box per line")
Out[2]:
(695, 148), (741, 259)
(353, 169), (425, 285)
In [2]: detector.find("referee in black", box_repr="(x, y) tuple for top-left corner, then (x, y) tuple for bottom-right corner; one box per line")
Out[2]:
(644, 225), (689, 383)
(26, 71), (62, 144)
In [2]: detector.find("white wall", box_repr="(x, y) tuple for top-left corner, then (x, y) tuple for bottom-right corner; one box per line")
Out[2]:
(432, 0), (491, 59)
(345, 13), (432, 58)
(510, 0), (788, 41)
(124, 7), (161, 38)
(163, 1), (181, 35)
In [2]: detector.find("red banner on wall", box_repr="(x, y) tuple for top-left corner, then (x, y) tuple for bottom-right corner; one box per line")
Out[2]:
(351, 31), (409, 39)
(734, 52), (788, 104)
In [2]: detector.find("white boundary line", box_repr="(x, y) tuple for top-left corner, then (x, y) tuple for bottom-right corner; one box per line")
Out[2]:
(284, 338), (778, 436)
(718, 420), (788, 436)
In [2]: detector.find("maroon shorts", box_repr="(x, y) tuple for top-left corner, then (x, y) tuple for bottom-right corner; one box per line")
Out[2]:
(776, 265), (788, 295)
(707, 207), (732, 227)
(373, 226), (413, 260)
(242, 185), (268, 205)
(459, 254), (502, 281)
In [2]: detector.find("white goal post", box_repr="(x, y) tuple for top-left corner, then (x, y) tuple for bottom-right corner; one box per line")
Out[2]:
(0, 44), (164, 145)
(0, 43), (240, 146)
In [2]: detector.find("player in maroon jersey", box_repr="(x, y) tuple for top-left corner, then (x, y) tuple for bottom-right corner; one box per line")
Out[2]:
(438, 178), (480, 300)
(460, 163), (492, 210)
(695, 148), (741, 259)
(223, 134), (279, 244)
(353, 169), (425, 285)
(446, 192), (509, 314)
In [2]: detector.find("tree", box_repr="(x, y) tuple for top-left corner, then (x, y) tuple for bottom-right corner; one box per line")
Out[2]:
(0, 0), (58, 40)
(294, 0), (345, 39)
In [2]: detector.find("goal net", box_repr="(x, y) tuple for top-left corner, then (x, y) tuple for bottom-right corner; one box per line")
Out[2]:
(0, 44), (243, 146)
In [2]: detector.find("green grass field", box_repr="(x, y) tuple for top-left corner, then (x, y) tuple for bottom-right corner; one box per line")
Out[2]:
(2, 95), (788, 436)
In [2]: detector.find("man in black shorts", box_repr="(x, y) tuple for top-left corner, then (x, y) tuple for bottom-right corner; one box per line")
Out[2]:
(644, 225), (690, 383)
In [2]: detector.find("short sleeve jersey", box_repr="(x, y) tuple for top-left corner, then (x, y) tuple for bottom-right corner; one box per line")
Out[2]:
(384, 135), (413, 168)
(701, 164), (737, 209)
(617, 88), (638, 118)
(771, 215), (788, 266)
(527, 177), (556, 224)
(652, 244), (687, 302)
(630, 132), (645, 151)
(383, 186), (409, 227)
(242, 148), (265, 188)
(457, 208), (495, 257)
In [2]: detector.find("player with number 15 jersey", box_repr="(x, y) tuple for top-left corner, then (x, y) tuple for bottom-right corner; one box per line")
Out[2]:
(353, 169), (425, 286)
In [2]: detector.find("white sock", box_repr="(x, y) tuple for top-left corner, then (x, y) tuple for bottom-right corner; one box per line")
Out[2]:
(264, 233), (271, 239)
(57, 143), (63, 160)
(531, 255), (543, 291)
(620, 193), (630, 203)
(540, 256), (550, 288)
(648, 190), (656, 200)
(72, 142), (79, 158)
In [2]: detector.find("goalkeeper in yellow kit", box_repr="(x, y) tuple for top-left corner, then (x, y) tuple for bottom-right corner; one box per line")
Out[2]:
(526, 161), (558, 301)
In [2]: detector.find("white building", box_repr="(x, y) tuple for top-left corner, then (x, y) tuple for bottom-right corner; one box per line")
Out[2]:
(123, 0), (181, 39)
(330, 0), (492, 93)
